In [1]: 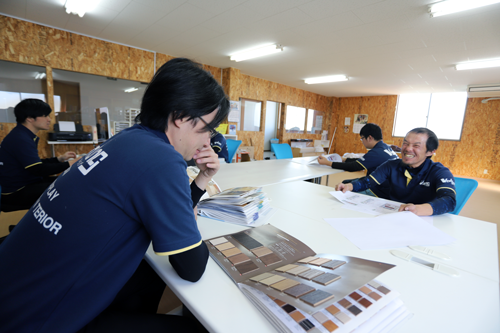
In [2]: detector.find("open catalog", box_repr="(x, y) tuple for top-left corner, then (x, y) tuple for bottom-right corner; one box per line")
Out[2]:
(205, 224), (412, 333)
(197, 187), (274, 226)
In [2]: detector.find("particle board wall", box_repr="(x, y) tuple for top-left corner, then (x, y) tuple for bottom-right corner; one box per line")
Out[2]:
(333, 96), (500, 181)
(222, 68), (335, 160)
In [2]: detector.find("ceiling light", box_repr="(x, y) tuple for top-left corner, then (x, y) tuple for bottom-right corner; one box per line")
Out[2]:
(65, 0), (100, 18)
(304, 75), (348, 84)
(35, 73), (46, 79)
(455, 58), (500, 70)
(230, 44), (283, 62)
(429, 0), (500, 17)
(124, 88), (139, 93)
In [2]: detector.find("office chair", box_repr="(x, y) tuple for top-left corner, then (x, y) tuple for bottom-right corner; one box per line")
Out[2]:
(271, 143), (294, 159)
(450, 177), (478, 215)
(226, 139), (242, 164)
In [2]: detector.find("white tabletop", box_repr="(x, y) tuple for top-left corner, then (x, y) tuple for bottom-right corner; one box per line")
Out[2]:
(146, 181), (500, 333)
(215, 158), (342, 190)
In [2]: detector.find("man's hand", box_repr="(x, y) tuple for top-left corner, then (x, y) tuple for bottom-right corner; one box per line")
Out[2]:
(317, 155), (331, 166)
(335, 182), (353, 193)
(58, 151), (76, 162)
(398, 203), (433, 216)
(193, 147), (220, 190)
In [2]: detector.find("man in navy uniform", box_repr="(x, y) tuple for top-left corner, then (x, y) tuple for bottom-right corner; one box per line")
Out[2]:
(318, 123), (398, 197)
(336, 128), (456, 216)
(0, 58), (229, 332)
(0, 99), (80, 211)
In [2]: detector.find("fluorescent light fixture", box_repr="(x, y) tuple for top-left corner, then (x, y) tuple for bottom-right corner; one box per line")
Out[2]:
(230, 44), (283, 62)
(304, 75), (348, 84)
(429, 0), (500, 17)
(124, 87), (139, 93)
(35, 73), (46, 79)
(65, 0), (100, 17)
(455, 58), (500, 70)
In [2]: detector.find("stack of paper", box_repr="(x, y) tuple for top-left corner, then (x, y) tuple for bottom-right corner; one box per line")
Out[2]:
(197, 187), (273, 226)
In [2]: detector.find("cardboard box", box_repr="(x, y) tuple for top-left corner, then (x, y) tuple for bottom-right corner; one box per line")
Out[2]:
(236, 146), (254, 162)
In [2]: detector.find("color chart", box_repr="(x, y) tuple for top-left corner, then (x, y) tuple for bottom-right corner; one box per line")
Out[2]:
(206, 225), (396, 313)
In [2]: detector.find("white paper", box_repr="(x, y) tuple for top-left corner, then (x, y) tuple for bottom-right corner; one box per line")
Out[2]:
(345, 117), (351, 125)
(324, 211), (456, 250)
(58, 121), (76, 132)
(330, 191), (401, 215)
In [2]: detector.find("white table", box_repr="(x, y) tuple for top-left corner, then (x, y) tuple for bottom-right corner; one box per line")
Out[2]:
(216, 157), (342, 190)
(146, 181), (500, 333)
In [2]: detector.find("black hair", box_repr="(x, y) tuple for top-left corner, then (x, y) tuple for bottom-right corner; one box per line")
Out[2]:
(14, 99), (52, 124)
(359, 123), (383, 141)
(137, 58), (229, 132)
(407, 127), (439, 153)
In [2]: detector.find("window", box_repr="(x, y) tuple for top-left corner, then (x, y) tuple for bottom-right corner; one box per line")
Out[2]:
(0, 60), (47, 123)
(239, 98), (261, 131)
(306, 109), (325, 134)
(393, 92), (467, 140)
(285, 106), (306, 133)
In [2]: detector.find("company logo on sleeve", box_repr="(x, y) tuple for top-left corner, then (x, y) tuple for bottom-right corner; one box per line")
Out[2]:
(440, 178), (455, 185)
(419, 181), (430, 187)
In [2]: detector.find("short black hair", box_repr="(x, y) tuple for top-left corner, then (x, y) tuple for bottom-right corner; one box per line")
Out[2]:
(14, 99), (52, 124)
(407, 127), (439, 153)
(360, 123), (383, 141)
(137, 58), (229, 132)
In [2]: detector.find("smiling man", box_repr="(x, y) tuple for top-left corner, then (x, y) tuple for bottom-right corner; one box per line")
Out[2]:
(0, 99), (80, 211)
(0, 58), (229, 332)
(336, 128), (456, 216)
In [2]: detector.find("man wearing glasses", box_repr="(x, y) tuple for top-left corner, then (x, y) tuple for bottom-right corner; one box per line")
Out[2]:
(0, 58), (229, 332)
(189, 117), (229, 165)
(318, 123), (398, 197)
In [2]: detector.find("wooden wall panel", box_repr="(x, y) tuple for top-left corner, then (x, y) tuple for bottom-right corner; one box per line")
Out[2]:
(333, 96), (500, 180)
(129, 47), (155, 82)
(224, 69), (335, 161)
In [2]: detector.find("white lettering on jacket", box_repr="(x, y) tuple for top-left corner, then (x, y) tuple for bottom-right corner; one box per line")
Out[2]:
(440, 178), (455, 185)
(384, 149), (398, 157)
(419, 181), (430, 187)
(32, 202), (62, 235)
(78, 148), (108, 176)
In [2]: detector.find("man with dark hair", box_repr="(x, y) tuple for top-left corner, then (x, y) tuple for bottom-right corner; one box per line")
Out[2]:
(336, 127), (456, 216)
(318, 123), (398, 197)
(0, 98), (79, 211)
(0, 58), (230, 332)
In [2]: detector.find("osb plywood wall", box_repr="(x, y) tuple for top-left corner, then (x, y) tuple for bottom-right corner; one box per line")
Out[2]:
(222, 68), (335, 160)
(333, 96), (500, 180)
(0, 15), (157, 158)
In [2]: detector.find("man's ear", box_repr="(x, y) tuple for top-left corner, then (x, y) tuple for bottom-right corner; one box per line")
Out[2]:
(173, 117), (189, 129)
(426, 149), (436, 157)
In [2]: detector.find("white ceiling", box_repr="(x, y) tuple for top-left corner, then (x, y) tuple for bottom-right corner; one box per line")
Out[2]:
(1, 0), (500, 97)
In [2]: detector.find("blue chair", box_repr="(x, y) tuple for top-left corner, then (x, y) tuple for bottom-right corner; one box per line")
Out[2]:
(271, 143), (293, 159)
(450, 177), (478, 215)
(226, 139), (242, 164)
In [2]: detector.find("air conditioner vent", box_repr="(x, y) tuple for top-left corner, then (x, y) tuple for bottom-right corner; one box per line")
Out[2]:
(467, 84), (500, 97)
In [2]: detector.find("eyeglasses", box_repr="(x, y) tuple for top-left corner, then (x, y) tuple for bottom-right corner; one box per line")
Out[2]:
(198, 116), (218, 138)
(360, 137), (365, 141)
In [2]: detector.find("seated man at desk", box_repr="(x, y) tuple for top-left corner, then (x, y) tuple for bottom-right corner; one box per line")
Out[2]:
(0, 99), (80, 211)
(0, 58), (230, 332)
(318, 123), (398, 197)
(336, 127), (456, 216)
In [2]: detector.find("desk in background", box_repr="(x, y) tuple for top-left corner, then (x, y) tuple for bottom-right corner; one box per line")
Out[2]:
(215, 157), (342, 189)
(47, 141), (97, 157)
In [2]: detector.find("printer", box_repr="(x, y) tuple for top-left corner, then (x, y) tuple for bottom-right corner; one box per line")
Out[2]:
(48, 122), (93, 142)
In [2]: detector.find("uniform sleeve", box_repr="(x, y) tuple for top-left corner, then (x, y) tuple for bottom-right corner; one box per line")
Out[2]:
(169, 241), (209, 282)
(125, 157), (202, 256)
(12, 135), (43, 169)
(26, 161), (70, 177)
(352, 161), (392, 192)
(330, 161), (365, 171)
(428, 168), (457, 215)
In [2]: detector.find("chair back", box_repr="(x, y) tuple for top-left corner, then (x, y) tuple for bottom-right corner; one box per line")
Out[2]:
(450, 177), (478, 215)
(271, 143), (293, 159)
(226, 139), (242, 164)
